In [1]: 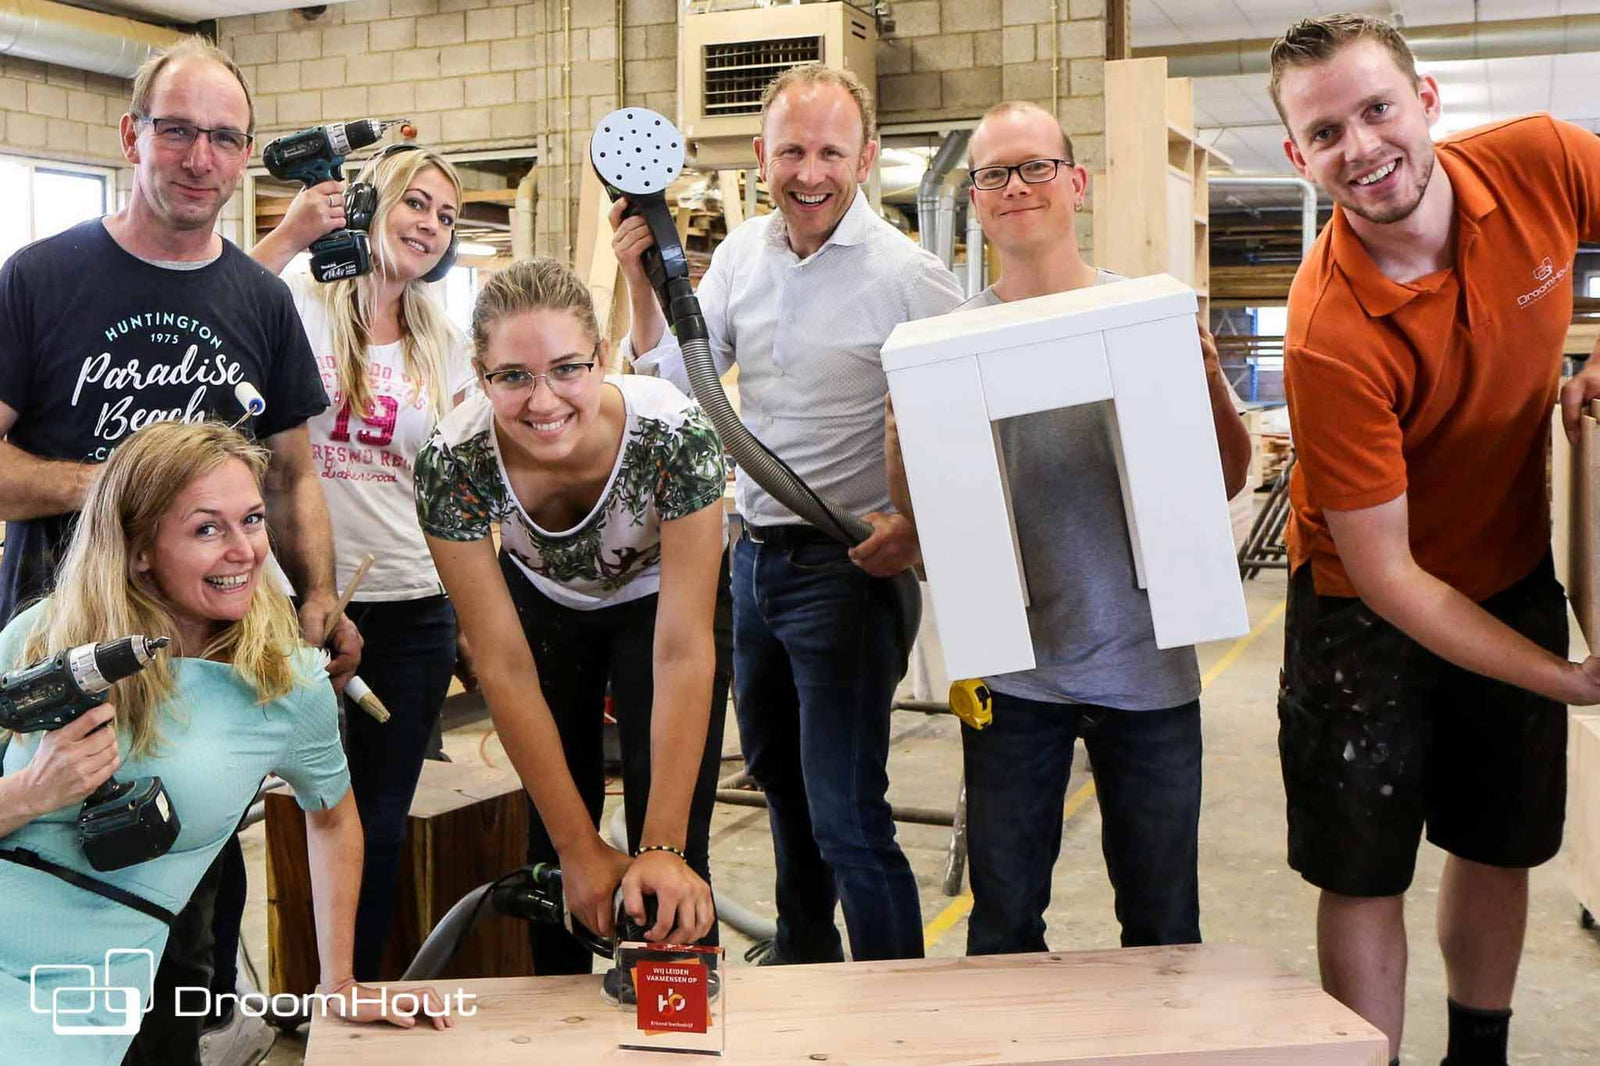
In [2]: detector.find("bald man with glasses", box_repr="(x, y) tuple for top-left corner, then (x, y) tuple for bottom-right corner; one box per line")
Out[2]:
(888, 101), (1250, 955)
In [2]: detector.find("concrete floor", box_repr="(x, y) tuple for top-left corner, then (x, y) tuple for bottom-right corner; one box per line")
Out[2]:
(250, 567), (1600, 1064)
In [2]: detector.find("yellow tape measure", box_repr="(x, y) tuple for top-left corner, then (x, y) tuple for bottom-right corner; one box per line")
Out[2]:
(949, 678), (993, 730)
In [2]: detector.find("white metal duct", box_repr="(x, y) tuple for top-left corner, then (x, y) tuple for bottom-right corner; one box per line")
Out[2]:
(1140, 14), (1600, 79)
(0, 0), (183, 79)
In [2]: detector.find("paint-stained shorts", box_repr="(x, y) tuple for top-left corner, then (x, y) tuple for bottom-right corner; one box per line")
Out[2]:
(1277, 554), (1569, 897)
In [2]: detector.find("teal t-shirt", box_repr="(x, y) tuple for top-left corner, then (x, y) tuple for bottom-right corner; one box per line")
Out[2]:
(0, 601), (349, 1064)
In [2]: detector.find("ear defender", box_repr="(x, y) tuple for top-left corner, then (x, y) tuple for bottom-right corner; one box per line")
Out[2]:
(346, 142), (460, 284)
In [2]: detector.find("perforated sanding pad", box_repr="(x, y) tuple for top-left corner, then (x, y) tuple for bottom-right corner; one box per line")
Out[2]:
(590, 108), (686, 196)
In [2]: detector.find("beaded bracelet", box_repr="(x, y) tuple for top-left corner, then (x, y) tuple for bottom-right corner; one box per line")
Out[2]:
(635, 843), (688, 861)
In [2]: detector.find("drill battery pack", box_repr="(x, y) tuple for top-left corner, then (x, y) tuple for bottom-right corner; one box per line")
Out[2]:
(78, 777), (182, 871)
(310, 229), (372, 283)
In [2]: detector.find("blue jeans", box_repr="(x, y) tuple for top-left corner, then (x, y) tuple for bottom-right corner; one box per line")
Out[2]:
(732, 532), (923, 963)
(963, 691), (1202, 955)
(342, 595), (459, 981)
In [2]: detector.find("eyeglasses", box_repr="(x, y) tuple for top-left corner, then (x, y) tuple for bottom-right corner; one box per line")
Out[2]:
(970, 157), (1075, 192)
(481, 356), (599, 397)
(136, 115), (254, 158)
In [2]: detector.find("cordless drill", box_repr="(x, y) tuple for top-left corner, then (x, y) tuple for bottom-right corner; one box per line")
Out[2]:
(0, 636), (180, 871)
(262, 118), (405, 283)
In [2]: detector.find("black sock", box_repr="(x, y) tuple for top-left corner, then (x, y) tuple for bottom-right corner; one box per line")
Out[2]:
(1443, 997), (1512, 1066)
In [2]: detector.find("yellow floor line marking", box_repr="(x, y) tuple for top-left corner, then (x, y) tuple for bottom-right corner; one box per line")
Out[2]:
(922, 779), (1095, 949)
(921, 890), (973, 948)
(1063, 779), (1097, 819)
(1201, 600), (1286, 690)
(922, 598), (1289, 951)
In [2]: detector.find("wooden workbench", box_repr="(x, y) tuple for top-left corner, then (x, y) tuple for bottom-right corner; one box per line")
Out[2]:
(304, 944), (1387, 1064)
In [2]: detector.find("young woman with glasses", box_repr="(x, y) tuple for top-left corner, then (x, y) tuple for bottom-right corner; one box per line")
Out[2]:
(414, 258), (730, 983)
(250, 145), (474, 982)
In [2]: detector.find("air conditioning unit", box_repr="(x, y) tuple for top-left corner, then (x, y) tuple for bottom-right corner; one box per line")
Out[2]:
(680, 1), (877, 169)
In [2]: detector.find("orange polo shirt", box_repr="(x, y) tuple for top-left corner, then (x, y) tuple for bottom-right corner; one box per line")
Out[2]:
(1284, 114), (1600, 601)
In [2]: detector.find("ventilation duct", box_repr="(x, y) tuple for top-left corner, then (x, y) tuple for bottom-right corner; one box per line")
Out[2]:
(1138, 14), (1600, 79)
(0, 0), (183, 80)
(681, 1), (877, 169)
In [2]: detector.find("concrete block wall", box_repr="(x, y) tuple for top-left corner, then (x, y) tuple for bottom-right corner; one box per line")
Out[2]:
(216, 0), (678, 262)
(0, 0), (1106, 262)
(216, 0), (1104, 263)
(878, 0), (1106, 252)
(0, 55), (130, 167)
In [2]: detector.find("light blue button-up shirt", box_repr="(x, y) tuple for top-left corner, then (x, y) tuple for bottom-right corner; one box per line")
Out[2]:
(624, 189), (964, 527)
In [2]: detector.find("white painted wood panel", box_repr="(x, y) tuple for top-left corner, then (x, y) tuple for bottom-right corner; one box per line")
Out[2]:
(885, 274), (1249, 679)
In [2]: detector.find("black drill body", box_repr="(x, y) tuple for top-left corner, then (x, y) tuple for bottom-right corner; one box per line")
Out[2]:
(0, 636), (179, 870)
(491, 862), (657, 959)
(261, 119), (392, 283)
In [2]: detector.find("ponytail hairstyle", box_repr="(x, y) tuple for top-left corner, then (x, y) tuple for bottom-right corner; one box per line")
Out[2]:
(469, 256), (602, 369)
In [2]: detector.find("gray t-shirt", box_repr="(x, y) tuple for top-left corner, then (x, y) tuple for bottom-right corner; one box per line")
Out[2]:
(965, 273), (1201, 711)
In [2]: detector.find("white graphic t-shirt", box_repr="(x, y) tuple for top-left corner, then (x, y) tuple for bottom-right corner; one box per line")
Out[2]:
(289, 274), (474, 600)
(415, 375), (727, 610)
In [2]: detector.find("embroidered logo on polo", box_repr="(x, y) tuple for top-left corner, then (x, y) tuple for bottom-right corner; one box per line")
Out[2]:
(1517, 256), (1569, 308)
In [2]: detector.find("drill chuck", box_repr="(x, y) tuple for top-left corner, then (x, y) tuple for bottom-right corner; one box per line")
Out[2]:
(0, 637), (169, 734)
(337, 118), (387, 154)
(66, 635), (168, 697)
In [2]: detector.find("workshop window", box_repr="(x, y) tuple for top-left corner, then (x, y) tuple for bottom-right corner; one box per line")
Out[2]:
(0, 155), (113, 266)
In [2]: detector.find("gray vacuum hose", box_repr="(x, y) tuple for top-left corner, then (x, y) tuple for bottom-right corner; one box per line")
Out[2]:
(681, 337), (869, 545)
(399, 882), (493, 981)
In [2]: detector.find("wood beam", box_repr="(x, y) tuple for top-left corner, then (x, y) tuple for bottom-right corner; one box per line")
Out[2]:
(1106, 0), (1132, 61)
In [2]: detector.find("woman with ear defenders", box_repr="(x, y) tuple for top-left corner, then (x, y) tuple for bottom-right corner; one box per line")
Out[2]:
(250, 144), (475, 981)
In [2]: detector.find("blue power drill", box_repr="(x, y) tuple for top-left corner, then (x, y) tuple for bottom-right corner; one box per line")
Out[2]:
(261, 118), (405, 283)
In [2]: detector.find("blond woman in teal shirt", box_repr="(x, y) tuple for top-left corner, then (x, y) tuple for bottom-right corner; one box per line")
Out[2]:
(0, 421), (454, 1064)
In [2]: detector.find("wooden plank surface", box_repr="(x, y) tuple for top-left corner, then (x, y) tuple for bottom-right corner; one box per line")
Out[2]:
(1553, 403), (1573, 597)
(1571, 715), (1600, 920)
(304, 945), (1386, 1065)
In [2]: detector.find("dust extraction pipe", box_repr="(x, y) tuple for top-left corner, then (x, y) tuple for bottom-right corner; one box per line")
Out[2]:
(1210, 176), (1319, 260)
(1141, 14), (1600, 78)
(0, 0), (182, 79)
(589, 107), (922, 661)
(917, 128), (971, 270)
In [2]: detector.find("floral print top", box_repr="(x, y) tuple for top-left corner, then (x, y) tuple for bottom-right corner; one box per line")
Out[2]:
(414, 374), (727, 609)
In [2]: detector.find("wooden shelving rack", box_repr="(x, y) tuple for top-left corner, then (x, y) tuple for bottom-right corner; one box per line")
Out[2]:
(1093, 57), (1228, 319)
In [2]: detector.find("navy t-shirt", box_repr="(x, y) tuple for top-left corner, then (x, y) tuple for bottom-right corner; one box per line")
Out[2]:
(0, 219), (329, 622)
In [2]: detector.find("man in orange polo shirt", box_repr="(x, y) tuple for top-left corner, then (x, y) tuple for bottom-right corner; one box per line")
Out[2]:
(1270, 14), (1600, 1066)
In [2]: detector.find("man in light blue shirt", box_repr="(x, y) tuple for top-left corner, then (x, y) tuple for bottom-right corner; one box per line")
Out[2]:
(613, 65), (963, 963)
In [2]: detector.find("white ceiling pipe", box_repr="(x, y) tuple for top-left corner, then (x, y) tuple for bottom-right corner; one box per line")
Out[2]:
(1138, 14), (1600, 79)
(0, 0), (184, 80)
(1211, 176), (1319, 260)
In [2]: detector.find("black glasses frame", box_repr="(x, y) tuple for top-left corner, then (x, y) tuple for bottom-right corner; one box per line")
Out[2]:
(970, 157), (1076, 191)
(481, 355), (601, 394)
